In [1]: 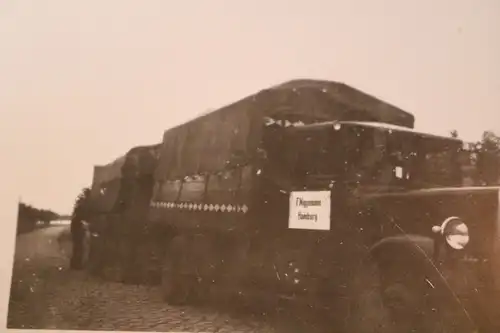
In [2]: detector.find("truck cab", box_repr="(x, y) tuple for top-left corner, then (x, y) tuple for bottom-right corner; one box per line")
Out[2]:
(254, 120), (499, 332)
(261, 120), (464, 192)
(161, 119), (499, 332)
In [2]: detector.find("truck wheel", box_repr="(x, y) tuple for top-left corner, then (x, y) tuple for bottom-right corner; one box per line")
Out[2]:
(101, 237), (124, 282)
(346, 257), (476, 333)
(379, 264), (476, 333)
(188, 234), (216, 305)
(345, 260), (397, 333)
(161, 236), (190, 305)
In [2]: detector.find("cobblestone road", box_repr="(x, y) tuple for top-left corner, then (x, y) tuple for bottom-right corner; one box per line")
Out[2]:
(7, 226), (331, 332)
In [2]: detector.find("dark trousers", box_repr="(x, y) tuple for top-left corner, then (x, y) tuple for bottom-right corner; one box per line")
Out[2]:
(70, 234), (84, 270)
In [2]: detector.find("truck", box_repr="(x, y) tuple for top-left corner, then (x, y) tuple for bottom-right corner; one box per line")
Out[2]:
(87, 143), (164, 283)
(90, 79), (499, 332)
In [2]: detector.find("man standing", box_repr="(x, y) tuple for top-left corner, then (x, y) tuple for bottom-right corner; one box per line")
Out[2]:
(70, 187), (92, 270)
(70, 217), (84, 270)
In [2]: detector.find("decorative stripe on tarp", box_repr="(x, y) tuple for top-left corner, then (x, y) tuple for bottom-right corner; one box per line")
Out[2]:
(150, 201), (249, 214)
(263, 117), (306, 127)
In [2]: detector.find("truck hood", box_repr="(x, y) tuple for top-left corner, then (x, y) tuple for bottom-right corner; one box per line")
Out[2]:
(353, 185), (500, 260)
(359, 185), (500, 200)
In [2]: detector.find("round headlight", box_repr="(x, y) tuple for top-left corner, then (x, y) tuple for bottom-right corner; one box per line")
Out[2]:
(441, 217), (470, 250)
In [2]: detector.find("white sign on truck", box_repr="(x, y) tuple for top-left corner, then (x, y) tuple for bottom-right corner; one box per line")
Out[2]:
(288, 191), (331, 231)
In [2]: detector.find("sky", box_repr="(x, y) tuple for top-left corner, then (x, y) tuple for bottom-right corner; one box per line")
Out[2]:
(0, 0), (499, 214)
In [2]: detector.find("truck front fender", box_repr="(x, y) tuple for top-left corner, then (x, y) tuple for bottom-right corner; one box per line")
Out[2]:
(369, 234), (437, 271)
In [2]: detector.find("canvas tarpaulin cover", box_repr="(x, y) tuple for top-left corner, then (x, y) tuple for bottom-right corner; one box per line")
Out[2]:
(91, 156), (126, 190)
(115, 144), (162, 213)
(91, 143), (162, 211)
(91, 156), (126, 213)
(155, 79), (415, 182)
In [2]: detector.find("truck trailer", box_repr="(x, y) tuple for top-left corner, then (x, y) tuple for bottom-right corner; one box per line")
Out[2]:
(88, 143), (163, 283)
(90, 79), (500, 332)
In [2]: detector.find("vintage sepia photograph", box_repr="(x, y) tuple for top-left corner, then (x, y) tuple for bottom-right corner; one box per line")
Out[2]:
(3, 1), (500, 332)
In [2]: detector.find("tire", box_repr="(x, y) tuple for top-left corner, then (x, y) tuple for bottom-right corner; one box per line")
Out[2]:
(134, 241), (162, 286)
(345, 260), (397, 333)
(161, 236), (192, 305)
(101, 237), (124, 282)
(346, 257), (476, 333)
(188, 234), (216, 305)
(121, 245), (143, 285)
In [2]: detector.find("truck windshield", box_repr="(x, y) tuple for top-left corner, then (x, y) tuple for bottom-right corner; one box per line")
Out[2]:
(276, 123), (464, 189)
(264, 122), (463, 190)
(408, 136), (463, 188)
(346, 123), (464, 188)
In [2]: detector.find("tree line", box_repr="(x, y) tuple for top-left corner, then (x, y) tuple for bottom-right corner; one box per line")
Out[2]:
(17, 202), (60, 234)
(453, 130), (500, 186)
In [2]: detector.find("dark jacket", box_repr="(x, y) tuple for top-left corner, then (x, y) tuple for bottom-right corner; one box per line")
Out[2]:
(70, 218), (84, 239)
